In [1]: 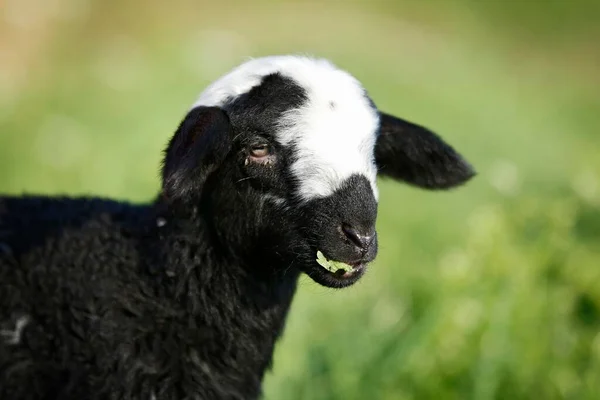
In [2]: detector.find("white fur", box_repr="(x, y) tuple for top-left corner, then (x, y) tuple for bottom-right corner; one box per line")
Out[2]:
(193, 55), (380, 202)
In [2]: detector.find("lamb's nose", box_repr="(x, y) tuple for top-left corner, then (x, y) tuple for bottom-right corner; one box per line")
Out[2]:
(342, 223), (375, 253)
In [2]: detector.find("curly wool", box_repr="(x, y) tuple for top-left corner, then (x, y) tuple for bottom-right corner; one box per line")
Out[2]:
(0, 196), (298, 400)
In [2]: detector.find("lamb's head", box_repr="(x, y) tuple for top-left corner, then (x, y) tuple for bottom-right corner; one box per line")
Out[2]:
(161, 55), (475, 288)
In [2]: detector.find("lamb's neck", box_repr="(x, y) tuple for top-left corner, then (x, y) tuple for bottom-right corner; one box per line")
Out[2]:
(146, 205), (300, 386)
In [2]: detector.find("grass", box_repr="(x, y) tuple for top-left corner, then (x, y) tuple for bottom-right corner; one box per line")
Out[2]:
(1, 1), (599, 399)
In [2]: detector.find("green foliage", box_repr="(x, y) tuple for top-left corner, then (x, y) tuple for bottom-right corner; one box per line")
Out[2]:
(265, 194), (600, 400)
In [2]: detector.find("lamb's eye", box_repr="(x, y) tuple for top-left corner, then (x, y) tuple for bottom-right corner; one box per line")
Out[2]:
(250, 144), (270, 158)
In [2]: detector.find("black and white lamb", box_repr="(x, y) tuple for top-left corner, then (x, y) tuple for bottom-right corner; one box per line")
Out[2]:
(0, 55), (475, 400)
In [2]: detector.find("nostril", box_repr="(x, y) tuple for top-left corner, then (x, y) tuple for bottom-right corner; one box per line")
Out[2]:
(342, 224), (374, 251)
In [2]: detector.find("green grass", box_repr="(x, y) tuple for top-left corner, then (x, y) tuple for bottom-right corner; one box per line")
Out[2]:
(1, 1), (599, 399)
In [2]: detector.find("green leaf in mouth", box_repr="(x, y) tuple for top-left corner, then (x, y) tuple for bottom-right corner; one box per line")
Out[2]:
(316, 250), (354, 273)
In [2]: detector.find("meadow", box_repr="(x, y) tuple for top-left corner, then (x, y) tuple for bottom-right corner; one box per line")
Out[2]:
(1, 1), (599, 398)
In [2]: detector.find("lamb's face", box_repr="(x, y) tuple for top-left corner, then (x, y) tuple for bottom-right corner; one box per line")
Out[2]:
(196, 57), (380, 287)
(162, 55), (475, 288)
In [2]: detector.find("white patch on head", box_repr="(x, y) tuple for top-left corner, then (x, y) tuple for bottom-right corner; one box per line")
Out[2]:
(193, 55), (380, 202)
(1, 315), (30, 345)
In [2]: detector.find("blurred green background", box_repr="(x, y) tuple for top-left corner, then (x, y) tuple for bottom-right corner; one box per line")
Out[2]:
(1, 0), (599, 398)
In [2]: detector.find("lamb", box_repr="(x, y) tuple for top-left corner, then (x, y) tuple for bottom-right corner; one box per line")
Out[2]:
(0, 55), (475, 400)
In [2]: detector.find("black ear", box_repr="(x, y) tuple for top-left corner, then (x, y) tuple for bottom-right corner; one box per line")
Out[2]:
(161, 106), (232, 201)
(375, 112), (475, 189)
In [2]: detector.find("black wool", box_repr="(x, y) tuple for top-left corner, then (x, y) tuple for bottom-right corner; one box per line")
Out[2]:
(0, 196), (299, 400)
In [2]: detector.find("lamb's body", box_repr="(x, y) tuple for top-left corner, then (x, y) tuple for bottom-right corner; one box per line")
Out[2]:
(0, 196), (297, 399)
(0, 55), (475, 399)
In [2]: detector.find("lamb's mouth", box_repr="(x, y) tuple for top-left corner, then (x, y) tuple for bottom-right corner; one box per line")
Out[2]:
(310, 250), (370, 287)
(326, 261), (367, 279)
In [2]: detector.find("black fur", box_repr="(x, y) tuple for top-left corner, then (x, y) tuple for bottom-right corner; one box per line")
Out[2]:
(0, 68), (475, 399)
(375, 112), (476, 189)
(0, 196), (298, 400)
(298, 175), (378, 288)
(162, 106), (233, 203)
